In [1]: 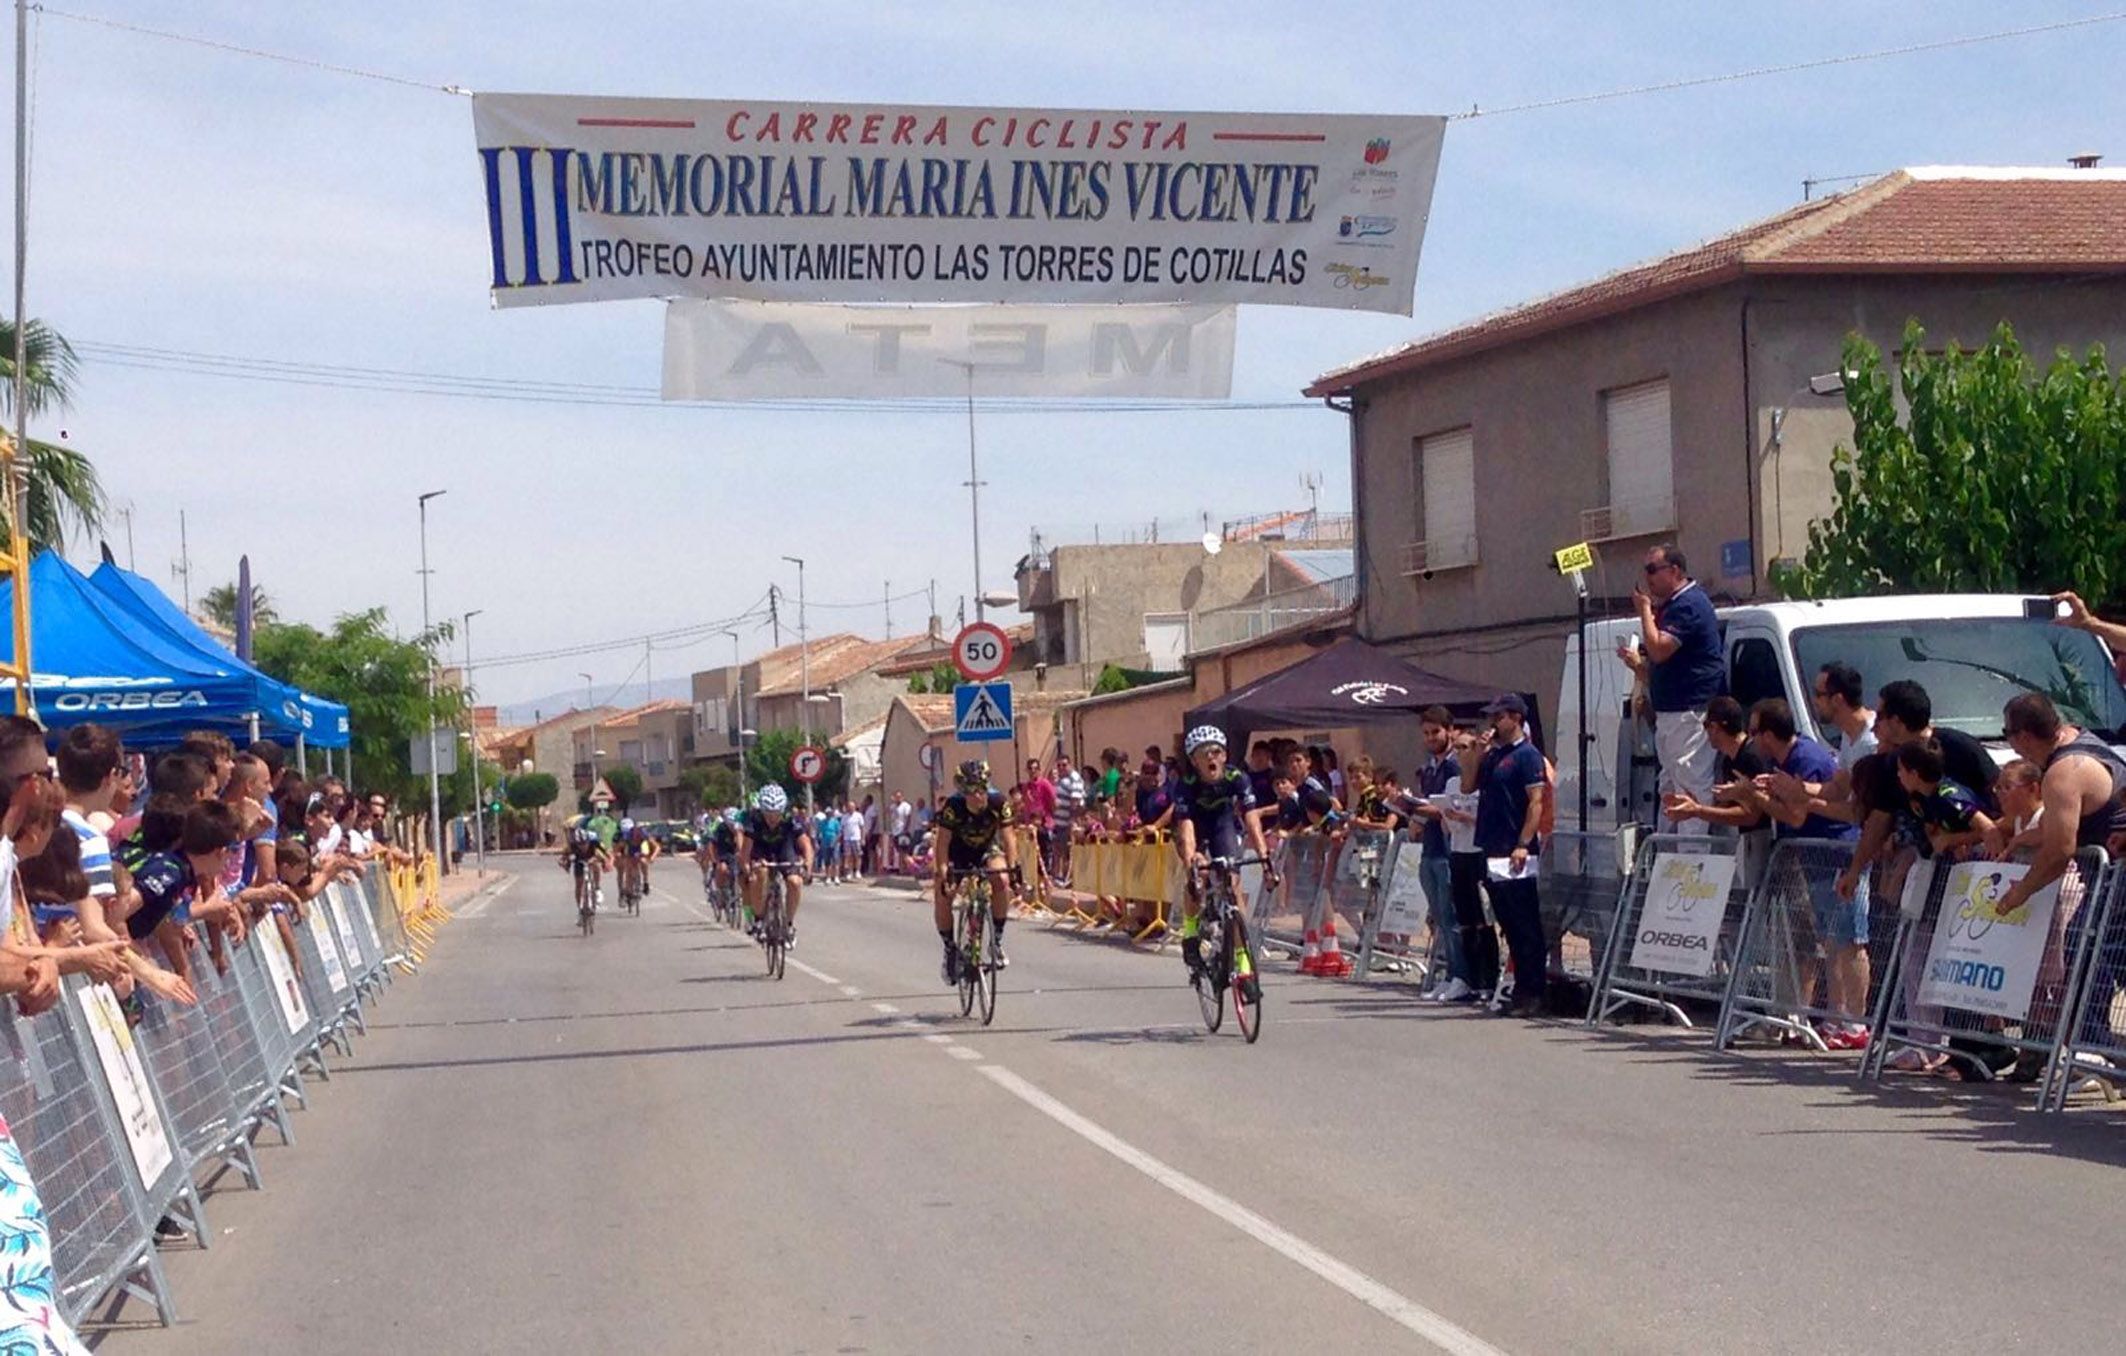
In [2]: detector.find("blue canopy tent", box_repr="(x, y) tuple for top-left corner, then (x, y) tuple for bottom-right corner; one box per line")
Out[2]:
(0, 552), (301, 747)
(86, 560), (352, 751)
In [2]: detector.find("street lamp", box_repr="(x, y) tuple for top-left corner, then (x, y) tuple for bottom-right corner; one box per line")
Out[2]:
(719, 628), (746, 805)
(464, 608), (485, 873)
(782, 555), (813, 813)
(417, 488), (448, 873)
(579, 670), (600, 800)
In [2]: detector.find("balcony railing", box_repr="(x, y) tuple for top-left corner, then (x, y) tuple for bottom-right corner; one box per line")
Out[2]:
(1189, 574), (1357, 654)
(1401, 533), (1477, 576)
(1580, 495), (1675, 544)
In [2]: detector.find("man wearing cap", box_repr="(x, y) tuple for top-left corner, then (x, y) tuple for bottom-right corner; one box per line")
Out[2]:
(1458, 693), (1549, 1015)
(1624, 544), (1725, 834)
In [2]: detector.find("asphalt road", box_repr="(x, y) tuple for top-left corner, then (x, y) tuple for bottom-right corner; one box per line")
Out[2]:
(98, 854), (2126, 1354)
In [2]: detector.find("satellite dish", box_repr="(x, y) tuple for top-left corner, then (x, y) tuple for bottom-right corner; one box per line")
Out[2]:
(1202, 532), (1224, 556)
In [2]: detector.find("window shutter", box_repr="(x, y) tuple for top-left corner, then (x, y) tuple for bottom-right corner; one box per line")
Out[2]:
(1603, 380), (1673, 535)
(1417, 428), (1476, 568)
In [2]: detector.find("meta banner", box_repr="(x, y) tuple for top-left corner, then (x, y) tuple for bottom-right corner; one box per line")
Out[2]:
(662, 300), (1236, 399)
(472, 94), (1444, 315)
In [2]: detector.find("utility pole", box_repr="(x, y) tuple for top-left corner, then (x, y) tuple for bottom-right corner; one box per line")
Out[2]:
(118, 505), (135, 569)
(769, 585), (781, 648)
(464, 608), (486, 873)
(927, 579), (938, 639)
(6, 0), (30, 719)
(644, 636), (653, 706)
(580, 671), (598, 793)
(883, 580), (892, 639)
(782, 555), (812, 813)
(417, 489), (448, 875)
(173, 509), (193, 612)
(941, 358), (987, 619)
(719, 629), (746, 806)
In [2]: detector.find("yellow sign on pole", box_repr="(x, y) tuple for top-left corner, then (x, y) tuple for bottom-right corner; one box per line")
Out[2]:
(1553, 541), (1595, 576)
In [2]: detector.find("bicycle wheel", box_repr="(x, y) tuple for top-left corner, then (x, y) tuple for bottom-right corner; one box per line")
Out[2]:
(764, 879), (786, 980)
(976, 913), (999, 1027)
(956, 891), (979, 1018)
(1195, 915), (1225, 1033)
(1231, 912), (1262, 1045)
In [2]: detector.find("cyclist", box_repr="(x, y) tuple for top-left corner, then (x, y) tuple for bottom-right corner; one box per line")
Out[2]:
(1172, 726), (1277, 994)
(558, 815), (612, 911)
(738, 785), (812, 946)
(629, 819), (661, 893)
(706, 807), (742, 901)
(584, 801), (620, 857)
(930, 759), (1018, 982)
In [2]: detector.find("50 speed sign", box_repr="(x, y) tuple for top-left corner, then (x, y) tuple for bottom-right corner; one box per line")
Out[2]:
(953, 622), (1012, 682)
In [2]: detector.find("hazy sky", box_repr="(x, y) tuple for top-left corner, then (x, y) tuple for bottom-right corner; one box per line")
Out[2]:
(19, 2), (2125, 706)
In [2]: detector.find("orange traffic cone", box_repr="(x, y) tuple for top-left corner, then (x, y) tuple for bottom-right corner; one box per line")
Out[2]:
(1299, 929), (1323, 975)
(1320, 924), (1352, 978)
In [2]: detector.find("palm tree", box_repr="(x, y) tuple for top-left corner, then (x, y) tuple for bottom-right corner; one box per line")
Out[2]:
(0, 318), (105, 550)
(200, 581), (276, 630)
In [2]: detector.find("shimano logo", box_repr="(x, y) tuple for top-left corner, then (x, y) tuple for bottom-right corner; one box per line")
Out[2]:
(1639, 930), (1709, 950)
(52, 690), (210, 714)
(1927, 958), (2005, 991)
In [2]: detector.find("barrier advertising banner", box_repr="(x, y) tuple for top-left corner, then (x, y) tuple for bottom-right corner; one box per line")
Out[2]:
(74, 983), (175, 1188)
(258, 927), (310, 1033)
(326, 891), (365, 970)
(313, 912), (350, 996)
(1916, 861), (2060, 1019)
(1628, 853), (1738, 978)
(472, 94), (1443, 314)
(662, 300), (1236, 399)
(1377, 849), (1431, 935)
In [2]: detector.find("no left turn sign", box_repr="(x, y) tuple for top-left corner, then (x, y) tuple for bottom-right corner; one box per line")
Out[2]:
(953, 622), (1012, 682)
(789, 746), (826, 784)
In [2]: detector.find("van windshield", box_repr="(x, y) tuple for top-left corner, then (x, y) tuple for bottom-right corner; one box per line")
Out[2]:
(1790, 618), (2126, 740)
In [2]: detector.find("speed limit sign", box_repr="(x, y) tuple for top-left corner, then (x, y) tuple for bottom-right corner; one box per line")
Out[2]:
(953, 622), (1012, 682)
(789, 746), (826, 785)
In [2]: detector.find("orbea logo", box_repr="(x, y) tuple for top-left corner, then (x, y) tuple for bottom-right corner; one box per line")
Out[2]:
(53, 690), (209, 713)
(1330, 680), (1410, 706)
(1363, 138), (1391, 165)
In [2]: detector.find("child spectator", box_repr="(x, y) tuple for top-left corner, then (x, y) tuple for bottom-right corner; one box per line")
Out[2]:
(1895, 739), (1995, 860)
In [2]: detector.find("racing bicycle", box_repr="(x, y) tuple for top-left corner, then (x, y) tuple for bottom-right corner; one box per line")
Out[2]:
(757, 869), (792, 981)
(619, 857), (643, 916)
(574, 857), (601, 937)
(1191, 856), (1265, 1043)
(947, 867), (1001, 1026)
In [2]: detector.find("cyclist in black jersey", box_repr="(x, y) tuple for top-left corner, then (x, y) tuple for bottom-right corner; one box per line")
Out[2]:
(1171, 726), (1277, 978)
(931, 760), (1018, 981)
(703, 808), (742, 896)
(738, 785), (814, 945)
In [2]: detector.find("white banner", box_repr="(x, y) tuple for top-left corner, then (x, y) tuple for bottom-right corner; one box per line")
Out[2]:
(1916, 861), (2060, 1019)
(312, 913), (350, 997)
(327, 888), (365, 967)
(75, 983), (175, 1188)
(662, 300), (1235, 399)
(259, 925), (310, 1033)
(1628, 852), (1738, 978)
(472, 94), (1443, 314)
(1378, 848), (1431, 935)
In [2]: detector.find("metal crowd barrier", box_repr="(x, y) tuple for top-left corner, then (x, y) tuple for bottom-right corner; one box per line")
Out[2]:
(1587, 833), (1751, 1028)
(1540, 829), (1631, 989)
(0, 861), (434, 1331)
(2050, 855), (2126, 1108)
(1860, 847), (2108, 1092)
(1714, 835), (1892, 1051)
(1353, 835), (1436, 984)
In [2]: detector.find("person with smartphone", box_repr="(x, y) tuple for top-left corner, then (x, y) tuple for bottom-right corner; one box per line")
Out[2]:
(1624, 545), (1725, 835)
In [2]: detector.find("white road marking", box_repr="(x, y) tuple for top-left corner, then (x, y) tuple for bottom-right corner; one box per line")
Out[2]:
(945, 1046), (983, 1062)
(458, 876), (515, 918)
(974, 1064), (1509, 1356)
(838, 984), (865, 999)
(921, 1033), (953, 1045)
(787, 959), (842, 985)
(871, 1003), (900, 1016)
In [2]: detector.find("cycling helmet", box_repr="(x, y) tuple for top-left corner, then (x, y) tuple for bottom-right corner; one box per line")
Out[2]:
(620, 817), (635, 832)
(956, 759), (991, 791)
(757, 784), (789, 813)
(723, 807), (742, 825)
(1183, 725), (1228, 755)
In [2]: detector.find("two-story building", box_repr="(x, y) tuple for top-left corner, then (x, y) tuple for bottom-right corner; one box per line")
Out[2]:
(569, 699), (691, 818)
(1306, 165), (2126, 726)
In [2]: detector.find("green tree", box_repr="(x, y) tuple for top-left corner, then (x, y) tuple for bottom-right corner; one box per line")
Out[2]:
(200, 581), (277, 630)
(1776, 322), (2126, 608)
(745, 726), (849, 802)
(252, 608), (462, 803)
(440, 751), (504, 818)
(906, 662), (959, 694)
(0, 317), (107, 550)
(678, 762), (741, 811)
(506, 771), (560, 811)
(600, 762), (645, 811)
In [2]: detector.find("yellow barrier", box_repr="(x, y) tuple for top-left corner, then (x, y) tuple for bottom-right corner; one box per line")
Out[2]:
(1006, 827), (1053, 917)
(1062, 838), (1183, 944)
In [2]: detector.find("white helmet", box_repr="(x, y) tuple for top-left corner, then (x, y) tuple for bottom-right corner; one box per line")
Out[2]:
(1183, 725), (1228, 756)
(756, 784), (789, 813)
(620, 817), (636, 832)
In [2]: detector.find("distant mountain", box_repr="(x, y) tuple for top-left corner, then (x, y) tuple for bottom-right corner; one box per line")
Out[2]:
(495, 676), (696, 727)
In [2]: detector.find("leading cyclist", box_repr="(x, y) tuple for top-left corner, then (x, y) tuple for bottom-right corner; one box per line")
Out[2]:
(558, 815), (613, 911)
(738, 785), (812, 946)
(931, 759), (1017, 982)
(1171, 725), (1276, 992)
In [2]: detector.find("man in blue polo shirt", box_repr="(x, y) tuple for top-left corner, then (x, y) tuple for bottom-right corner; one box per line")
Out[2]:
(1459, 693), (1549, 1016)
(1626, 544), (1725, 835)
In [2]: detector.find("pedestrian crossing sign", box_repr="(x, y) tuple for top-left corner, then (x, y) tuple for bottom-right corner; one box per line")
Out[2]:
(953, 681), (1015, 743)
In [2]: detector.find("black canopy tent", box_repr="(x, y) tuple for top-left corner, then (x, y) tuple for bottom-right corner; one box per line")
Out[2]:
(1183, 638), (1543, 751)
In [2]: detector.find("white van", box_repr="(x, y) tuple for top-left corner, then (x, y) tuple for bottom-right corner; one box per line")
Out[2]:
(1552, 595), (2126, 834)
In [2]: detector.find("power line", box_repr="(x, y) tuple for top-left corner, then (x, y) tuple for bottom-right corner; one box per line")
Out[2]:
(473, 594), (773, 669)
(72, 340), (1318, 415)
(35, 4), (471, 95)
(1454, 11), (2126, 119)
